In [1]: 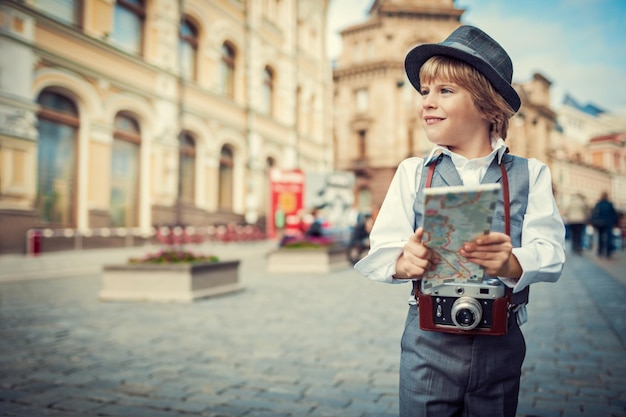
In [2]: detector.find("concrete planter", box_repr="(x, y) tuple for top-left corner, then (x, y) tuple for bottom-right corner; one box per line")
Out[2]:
(266, 246), (349, 273)
(99, 260), (242, 302)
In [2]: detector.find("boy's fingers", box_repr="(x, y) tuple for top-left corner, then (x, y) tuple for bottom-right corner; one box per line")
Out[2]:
(411, 227), (424, 244)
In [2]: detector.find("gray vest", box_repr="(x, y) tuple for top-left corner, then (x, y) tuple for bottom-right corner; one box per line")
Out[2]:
(413, 153), (530, 305)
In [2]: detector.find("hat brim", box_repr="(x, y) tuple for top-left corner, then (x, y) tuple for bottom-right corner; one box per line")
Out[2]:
(404, 43), (521, 112)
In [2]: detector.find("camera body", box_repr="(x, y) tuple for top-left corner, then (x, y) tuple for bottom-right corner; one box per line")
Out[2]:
(417, 278), (510, 336)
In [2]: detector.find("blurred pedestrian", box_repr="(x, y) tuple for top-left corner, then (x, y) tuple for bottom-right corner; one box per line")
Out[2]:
(563, 193), (589, 255)
(305, 208), (324, 237)
(589, 191), (618, 258)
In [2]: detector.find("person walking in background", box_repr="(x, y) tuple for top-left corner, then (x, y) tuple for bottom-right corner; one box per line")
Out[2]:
(564, 193), (589, 255)
(590, 191), (619, 258)
(305, 208), (325, 238)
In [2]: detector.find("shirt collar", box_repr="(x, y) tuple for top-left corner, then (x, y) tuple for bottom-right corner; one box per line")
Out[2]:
(424, 136), (508, 166)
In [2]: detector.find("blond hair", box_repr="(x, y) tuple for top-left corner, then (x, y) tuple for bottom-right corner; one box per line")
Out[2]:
(419, 55), (515, 139)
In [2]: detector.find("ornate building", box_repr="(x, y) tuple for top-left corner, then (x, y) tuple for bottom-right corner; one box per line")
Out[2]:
(0, 0), (333, 253)
(333, 0), (463, 212)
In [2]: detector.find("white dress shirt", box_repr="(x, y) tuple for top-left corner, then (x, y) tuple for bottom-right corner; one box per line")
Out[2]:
(354, 138), (566, 325)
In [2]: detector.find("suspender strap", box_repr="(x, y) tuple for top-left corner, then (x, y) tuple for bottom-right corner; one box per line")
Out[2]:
(425, 156), (511, 237)
(426, 159), (436, 190)
(500, 162), (511, 237)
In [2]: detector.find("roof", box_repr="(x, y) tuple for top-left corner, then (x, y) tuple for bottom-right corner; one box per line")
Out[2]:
(589, 133), (625, 144)
(563, 94), (606, 117)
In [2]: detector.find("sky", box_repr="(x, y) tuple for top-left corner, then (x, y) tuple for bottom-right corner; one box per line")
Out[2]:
(326, 0), (626, 115)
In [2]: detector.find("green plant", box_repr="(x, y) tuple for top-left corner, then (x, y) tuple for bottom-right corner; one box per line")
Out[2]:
(128, 249), (219, 264)
(280, 236), (337, 249)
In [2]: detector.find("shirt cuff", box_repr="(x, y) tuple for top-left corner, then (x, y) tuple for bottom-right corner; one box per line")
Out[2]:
(499, 247), (538, 294)
(354, 246), (407, 284)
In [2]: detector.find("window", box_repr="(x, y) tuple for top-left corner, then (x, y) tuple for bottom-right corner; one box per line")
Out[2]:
(218, 145), (234, 210)
(36, 91), (79, 225)
(110, 112), (140, 227)
(353, 41), (362, 63)
(34, 0), (81, 26)
(358, 130), (367, 158)
(308, 94), (316, 136)
(263, 157), (276, 214)
(178, 132), (196, 204)
(356, 88), (368, 112)
(111, 0), (145, 55)
(179, 17), (198, 80)
(261, 66), (274, 116)
(366, 39), (375, 59)
(220, 43), (236, 98)
(295, 86), (302, 132)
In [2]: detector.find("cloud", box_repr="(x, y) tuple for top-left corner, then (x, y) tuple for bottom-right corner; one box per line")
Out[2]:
(326, 0), (371, 58)
(459, 1), (626, 113)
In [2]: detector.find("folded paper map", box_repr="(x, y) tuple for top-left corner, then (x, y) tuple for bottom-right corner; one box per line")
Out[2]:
(420, 183), (501, 290)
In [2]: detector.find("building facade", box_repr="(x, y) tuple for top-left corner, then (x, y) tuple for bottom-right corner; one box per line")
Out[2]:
(551, 106), (626, 214)
(333, 0), (463, 212)
(0, 0), (333, 254)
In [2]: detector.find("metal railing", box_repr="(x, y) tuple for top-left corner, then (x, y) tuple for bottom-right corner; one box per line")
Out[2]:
(26, 224), (267, 256)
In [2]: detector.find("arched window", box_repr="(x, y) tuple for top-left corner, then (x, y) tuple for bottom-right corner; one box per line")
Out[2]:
(179, 17), (198, 80)
(261, 66), (274, 116)
(295, 86), (302, 132)
(36, 90), (79, 225)
(221, 42), (236, 98)
(178, 132), (196, 204)
(111, 0), (145, 55)
(34, 0), (81, 26)
(263, 157), (276, 216)
(110, 112), (140, 227)
(308, 94), (316, 136)
(218, 145), (234, 210)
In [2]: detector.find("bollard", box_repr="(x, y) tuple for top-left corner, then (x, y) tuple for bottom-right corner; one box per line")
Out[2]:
(28, 230), (42, 256)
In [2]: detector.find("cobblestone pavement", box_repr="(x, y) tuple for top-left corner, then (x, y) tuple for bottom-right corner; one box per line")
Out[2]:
(0, 242), (625, 417)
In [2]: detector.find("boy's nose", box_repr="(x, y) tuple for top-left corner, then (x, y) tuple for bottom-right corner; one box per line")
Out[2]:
(421, 94), (437, 108)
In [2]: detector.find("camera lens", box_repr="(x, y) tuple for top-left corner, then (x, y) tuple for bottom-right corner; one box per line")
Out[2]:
(456, 309), (476, 325)
(451, 297), (483, 330)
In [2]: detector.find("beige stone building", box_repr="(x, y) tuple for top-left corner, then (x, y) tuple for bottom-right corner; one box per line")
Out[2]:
(332, 0), (626, 217)
(551, 101), (626, 213)
(0, 0), (333, 253)
(333, 0), (464, 211)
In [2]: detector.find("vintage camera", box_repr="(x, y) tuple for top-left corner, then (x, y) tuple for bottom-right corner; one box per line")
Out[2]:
(417, 278), (511, 336)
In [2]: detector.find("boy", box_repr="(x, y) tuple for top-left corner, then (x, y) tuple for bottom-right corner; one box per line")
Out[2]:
(354, 25), (565, 417)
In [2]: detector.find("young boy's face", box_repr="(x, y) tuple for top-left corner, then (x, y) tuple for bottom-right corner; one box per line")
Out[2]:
(419, 78), (490, 151)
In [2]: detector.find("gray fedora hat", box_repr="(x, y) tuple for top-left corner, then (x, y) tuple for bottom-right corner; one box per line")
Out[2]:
(404, 25), (521, 112)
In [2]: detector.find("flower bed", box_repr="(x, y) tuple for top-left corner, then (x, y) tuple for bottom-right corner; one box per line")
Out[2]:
(266, 242), (349, 274)
(99, 248), (242, 302)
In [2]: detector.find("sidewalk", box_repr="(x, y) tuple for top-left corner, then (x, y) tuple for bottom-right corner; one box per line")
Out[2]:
(0, 241), (277, 283)
(0, 243), (625, 417)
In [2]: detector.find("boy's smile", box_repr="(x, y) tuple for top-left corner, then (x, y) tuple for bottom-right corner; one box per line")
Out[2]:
(424, 116), (445, 125)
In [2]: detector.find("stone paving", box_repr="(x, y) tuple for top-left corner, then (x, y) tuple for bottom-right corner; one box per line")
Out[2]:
(0, 242), (625, 417)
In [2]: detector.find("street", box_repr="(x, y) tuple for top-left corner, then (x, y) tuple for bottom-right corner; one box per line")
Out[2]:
(0, 242), (625, 417)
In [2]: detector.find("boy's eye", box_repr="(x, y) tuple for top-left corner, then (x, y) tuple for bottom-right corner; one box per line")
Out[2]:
(419, 89), (429, 96)
(441, 88), (452, 94)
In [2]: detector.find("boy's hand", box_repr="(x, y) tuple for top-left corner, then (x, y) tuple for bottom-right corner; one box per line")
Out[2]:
(460, 232), (522, 279)
(394, 227), (438, 279)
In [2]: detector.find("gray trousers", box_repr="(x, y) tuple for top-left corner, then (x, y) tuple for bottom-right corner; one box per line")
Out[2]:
(399, 305), (526, 417)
